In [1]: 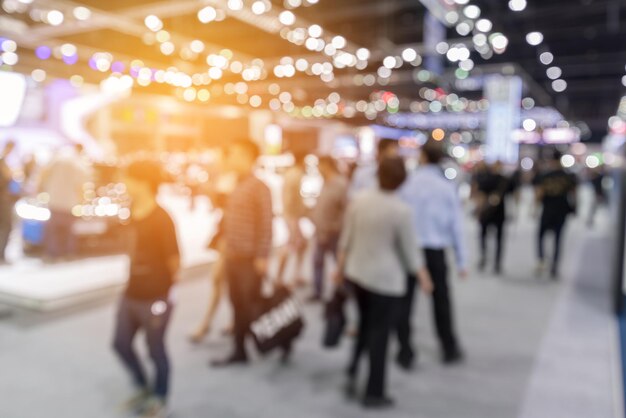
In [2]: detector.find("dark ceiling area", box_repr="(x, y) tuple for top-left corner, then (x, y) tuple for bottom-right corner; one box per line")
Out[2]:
(1, 0), (625, 141)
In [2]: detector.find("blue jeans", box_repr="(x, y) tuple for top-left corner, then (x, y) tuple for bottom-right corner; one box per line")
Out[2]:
(313, 233), (339, 298)
(113, 296), (173, 399)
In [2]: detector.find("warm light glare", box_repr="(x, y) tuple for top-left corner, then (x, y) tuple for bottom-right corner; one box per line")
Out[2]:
(73, 6), (91, 21)
(46, 10), (64, 26)
(198, 6), (217, 23)
(432, 128), (445, 141)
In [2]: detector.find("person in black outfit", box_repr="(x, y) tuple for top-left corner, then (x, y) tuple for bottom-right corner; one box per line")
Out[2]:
(533, 151), (577, 278)
(211, 139), (276, 367)
(112, 160), (180, 417)
(474, 161), (511, 275)
(587, 167), (606, 228)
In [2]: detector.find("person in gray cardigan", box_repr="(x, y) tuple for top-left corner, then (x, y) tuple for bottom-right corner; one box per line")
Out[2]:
(334, 156), (433, 409)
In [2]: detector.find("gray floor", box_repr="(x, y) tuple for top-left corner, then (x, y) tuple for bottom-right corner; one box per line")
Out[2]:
(0, 212), (619, 418)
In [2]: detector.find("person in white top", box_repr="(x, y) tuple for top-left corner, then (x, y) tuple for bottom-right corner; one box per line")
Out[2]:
(335, 156), (432, 409)
(38, 144), (91, 261)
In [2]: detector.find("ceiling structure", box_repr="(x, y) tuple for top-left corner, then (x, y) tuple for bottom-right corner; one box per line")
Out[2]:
(1, 0), (625, 142)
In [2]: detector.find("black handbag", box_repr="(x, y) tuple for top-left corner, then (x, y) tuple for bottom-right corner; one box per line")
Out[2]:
(250, 285), (305, 354)
(322, 287), (347, 348)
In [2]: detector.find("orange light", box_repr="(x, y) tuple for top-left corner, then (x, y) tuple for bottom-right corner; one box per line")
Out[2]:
(432, 128), (445, 141)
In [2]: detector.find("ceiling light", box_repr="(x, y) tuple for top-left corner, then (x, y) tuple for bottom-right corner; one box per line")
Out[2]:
(160, 42), (175, 55)
(31, 69), (46, 83)
(456, 22), (471, 36)
(383, 56), (396, 69)
(144, 15), (163, 32)
(463, 5), (481, 19)
(539, 52), (553, 65)
(252, 1), (268, 15)
(331, 36), (346, 49)
(73, 6), (91, 21)
(198, 6), (217, 23)
(508, 0), (527, 12)
(190, 40), (205, 53)
(402, 48), (417, 62)
(552, 79), (567, 92)
(522, 118), (537, 131)
(356, 48), (370, 61)
(1, 40), (16, 53)
(279, 10), (295, 25)
(490, 33), (508, 51)
(308, 24), (322, 38)
(60, 43), (77, 57)
(475, 19), (492, 32)
(2, 52), (18, 66)
(526, 31), (543, 46)
(46, 10), (64, 26)
(227, 0), (243, 11)
(546, 66), (562, 80)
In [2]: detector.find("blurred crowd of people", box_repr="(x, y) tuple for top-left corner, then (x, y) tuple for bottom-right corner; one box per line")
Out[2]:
(0, 135), (605, 417)
(106, 135), (596, 417)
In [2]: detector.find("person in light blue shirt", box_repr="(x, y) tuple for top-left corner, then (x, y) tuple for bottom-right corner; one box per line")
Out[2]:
(398, 139), (467, 366)
(349, 138), (399, 198)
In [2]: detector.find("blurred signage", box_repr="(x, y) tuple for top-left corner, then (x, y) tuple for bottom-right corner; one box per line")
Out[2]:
(485, 75), (522, 164)
(513, 128), (581, 144)
(423, 11), (446, 76)
(542, 128), (581, 144)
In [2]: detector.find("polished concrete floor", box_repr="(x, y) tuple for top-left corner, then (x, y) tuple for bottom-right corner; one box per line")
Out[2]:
(0, 202), (620, 418)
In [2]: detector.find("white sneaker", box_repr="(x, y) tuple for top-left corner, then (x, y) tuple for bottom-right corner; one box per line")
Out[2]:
(140, 396), (169, 418)
(535, 261), (546, 277)
(119, 388), (151, 414)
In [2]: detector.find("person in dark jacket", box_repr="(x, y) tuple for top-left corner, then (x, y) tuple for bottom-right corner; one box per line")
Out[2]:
(473, 161), (512, 275)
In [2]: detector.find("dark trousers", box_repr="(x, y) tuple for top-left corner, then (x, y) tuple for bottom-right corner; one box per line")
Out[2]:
(396, 274), (417, 360)
(0, 200), (13, 260)
(480, 221), (504, 270)
(538, 215), (567, 273)
(225, 257), (262, 359)
(424, 249), (460, 356)
(113, 296), (173, 399)
(44, 210), (76, 259)
(348, 281), (399, 398)
(312, 233), (339, 298)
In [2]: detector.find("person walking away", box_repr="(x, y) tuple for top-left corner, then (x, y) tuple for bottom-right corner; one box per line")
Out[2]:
(399, 140), (468, 367)
(335, 156), (432, 409)
(38, 144), (91, 261)
(276, 152), (308, 287)
(349, 138), (399, 197)
(308, 156), (348, 302)
(212, 139), (277, 367)
(587, 166), (606, 228)
(474, 161), (511, 275)
(533, 151), (578, 278)
(0, 141), (17, 264)
(112, 160), (180, 417)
